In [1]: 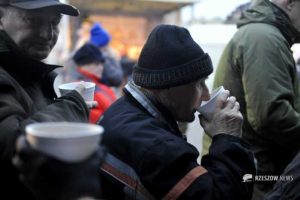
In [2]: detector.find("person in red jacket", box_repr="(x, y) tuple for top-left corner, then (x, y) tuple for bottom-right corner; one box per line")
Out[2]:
(73, 43), (117, 123)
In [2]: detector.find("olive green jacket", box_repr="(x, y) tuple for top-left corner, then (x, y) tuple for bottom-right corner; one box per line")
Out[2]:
(214, 0), (300, 177)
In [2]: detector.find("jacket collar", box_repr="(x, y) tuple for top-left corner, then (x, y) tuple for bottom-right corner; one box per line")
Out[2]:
(124, 81), (184, 138)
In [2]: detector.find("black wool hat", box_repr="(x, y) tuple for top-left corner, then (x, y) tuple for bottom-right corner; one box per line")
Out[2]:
(73, 43), (105, 66)
(133, 24), (213, 89)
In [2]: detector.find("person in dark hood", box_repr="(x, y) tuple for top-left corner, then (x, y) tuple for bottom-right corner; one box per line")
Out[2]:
(213, 0), (300, 199)
(98, 24), (256, 200)
(0, 0), (95, 199)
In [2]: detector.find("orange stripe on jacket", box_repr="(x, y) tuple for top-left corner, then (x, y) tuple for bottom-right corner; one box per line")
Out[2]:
(163, 166), (208, 200)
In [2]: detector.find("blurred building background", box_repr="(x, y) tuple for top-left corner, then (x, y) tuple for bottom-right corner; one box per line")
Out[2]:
(49, 0), (251, 64)
(49, 0), (300, 158)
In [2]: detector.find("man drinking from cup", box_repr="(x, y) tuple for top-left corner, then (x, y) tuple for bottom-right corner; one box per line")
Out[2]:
(98, 24), (256, 199)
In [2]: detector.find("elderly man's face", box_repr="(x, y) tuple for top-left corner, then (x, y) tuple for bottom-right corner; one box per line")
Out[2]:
(0, 7), (61, 60)
(166, 78), (210, 122)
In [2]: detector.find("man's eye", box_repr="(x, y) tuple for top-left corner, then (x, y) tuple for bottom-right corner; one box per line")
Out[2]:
(24, 17), (40, 25)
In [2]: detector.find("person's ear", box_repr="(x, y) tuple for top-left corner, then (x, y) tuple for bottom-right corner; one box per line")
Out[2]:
(0, 7), (7, 30)
(0, 8), (4, 29)
(165, 87), (176, 106)
(286, 0), (296, 12)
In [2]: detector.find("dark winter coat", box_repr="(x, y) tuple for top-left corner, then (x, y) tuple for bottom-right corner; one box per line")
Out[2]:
(265, 150), (300, 200)
(99, 82), (255, 200)
(0, 31), (89, 199)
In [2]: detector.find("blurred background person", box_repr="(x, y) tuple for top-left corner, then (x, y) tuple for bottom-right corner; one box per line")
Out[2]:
(73, 43), (116, 123)
(89, 23), (123, 88)
(61, 22), (123, 95)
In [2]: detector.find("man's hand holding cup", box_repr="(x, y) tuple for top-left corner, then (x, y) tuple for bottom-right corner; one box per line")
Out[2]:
(198, 86), (243, 138)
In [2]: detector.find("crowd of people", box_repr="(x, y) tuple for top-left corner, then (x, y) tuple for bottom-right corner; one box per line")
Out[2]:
(1, 0), (300, 199)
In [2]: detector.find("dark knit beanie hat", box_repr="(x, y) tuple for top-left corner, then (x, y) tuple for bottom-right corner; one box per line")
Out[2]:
(133, 24), (213, 89)
(73, 43), (105, 66)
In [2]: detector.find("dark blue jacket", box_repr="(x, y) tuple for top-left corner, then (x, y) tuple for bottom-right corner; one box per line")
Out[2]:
(99, 82), (256, 200)
(265, 150), (300, 200)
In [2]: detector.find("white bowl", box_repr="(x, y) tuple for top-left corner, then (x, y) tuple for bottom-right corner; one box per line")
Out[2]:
(25, 122), (103, 163)
(59, 82), (95, 101)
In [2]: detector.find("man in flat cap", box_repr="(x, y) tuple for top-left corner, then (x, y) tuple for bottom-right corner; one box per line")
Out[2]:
(0, 0), (94, 199)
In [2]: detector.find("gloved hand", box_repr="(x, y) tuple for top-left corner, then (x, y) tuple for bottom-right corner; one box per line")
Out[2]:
(13, 136), (105, 200)
(200, 90), (243, 138)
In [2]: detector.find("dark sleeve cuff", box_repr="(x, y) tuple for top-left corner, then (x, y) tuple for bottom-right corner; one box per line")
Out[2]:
(212, 134), (251, 149)
(58, 90), (89, 114)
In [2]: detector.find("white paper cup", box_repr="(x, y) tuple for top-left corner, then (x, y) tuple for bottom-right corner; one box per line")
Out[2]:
(197, 86), (225, 120)
(59, 81), (95, 101)
(25, 122), (103, 162)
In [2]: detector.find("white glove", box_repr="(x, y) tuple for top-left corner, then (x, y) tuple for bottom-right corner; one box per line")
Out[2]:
(200, 90), (243, 138)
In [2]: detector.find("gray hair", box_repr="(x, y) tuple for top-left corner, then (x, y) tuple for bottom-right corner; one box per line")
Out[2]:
(140, 87), (173, 112)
